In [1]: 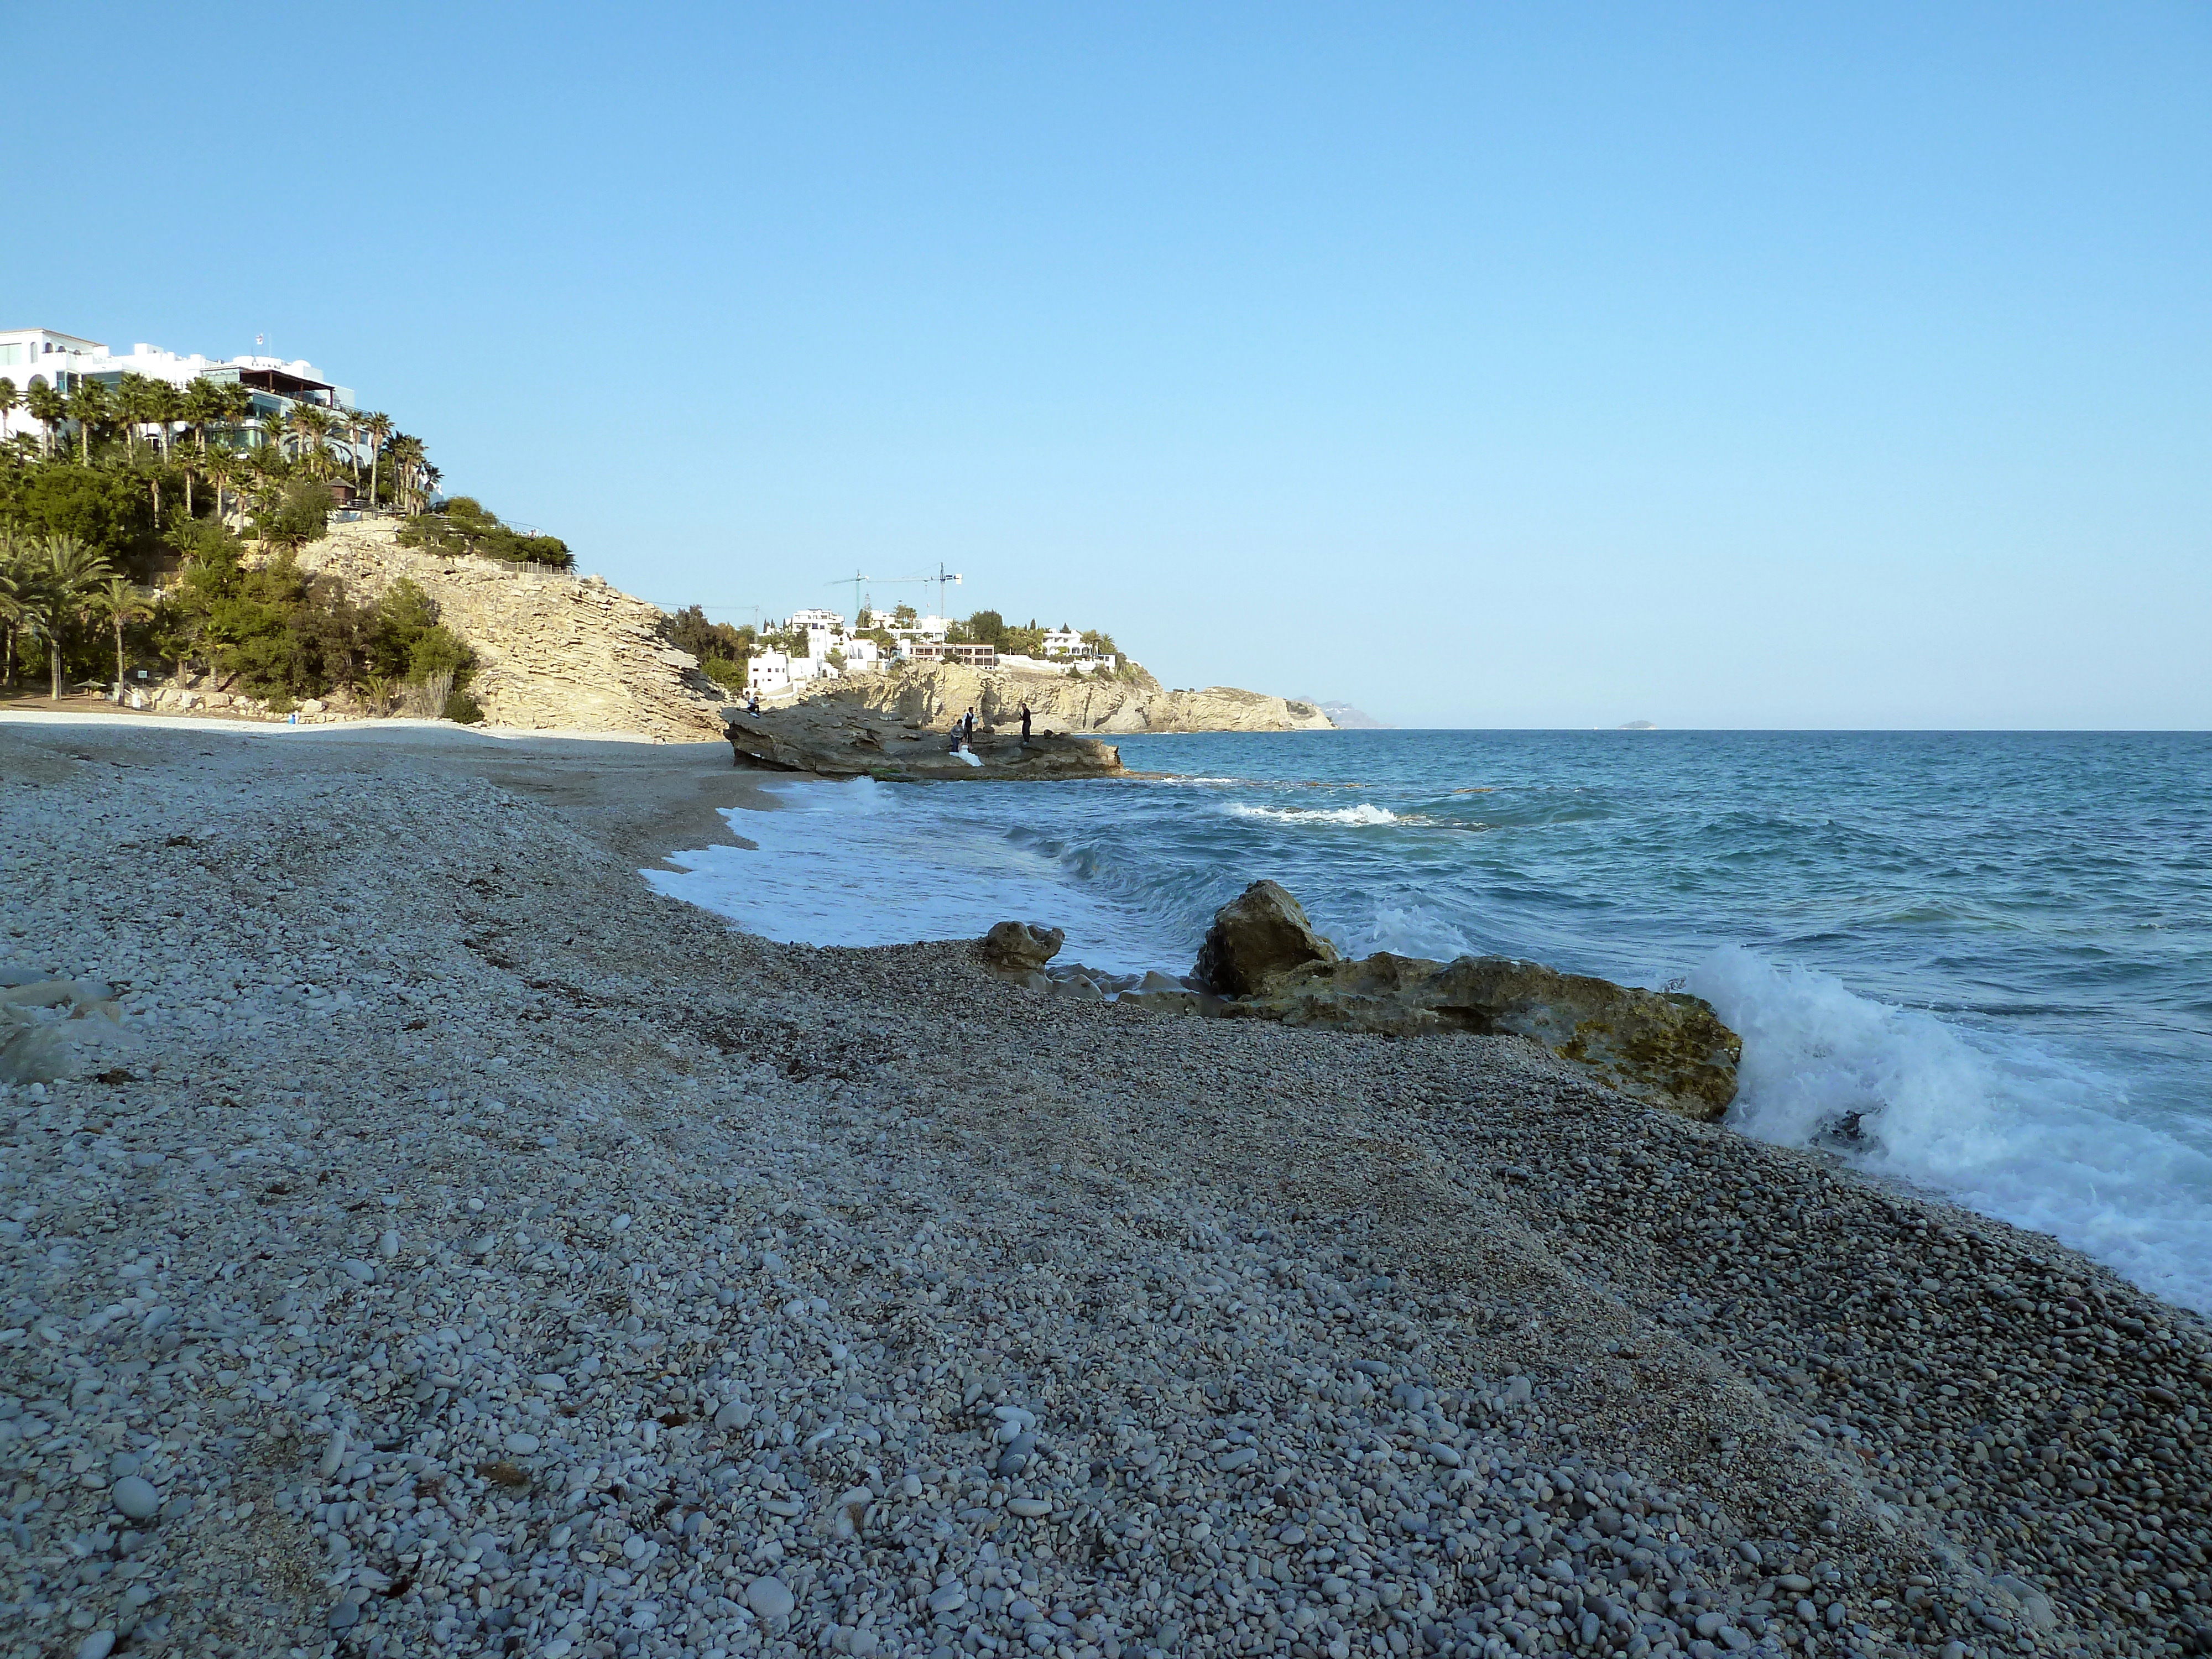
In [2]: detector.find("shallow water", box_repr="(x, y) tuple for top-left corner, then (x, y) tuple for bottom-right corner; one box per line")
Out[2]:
(646, 729), (2212, 1314)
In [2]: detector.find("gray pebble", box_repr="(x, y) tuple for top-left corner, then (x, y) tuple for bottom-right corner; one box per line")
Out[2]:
(746, 1576), (795, 1620)
(109, 1476), (159, 1521)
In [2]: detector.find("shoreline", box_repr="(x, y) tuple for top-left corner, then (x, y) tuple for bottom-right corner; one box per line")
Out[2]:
(2, 718), (2207, 1659)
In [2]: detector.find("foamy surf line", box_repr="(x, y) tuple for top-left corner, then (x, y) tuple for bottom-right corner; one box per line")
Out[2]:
(641, 778), (1179, 972)
(644, 778), (2212, 1316)
(1696, 947), (2212, 1316)
(1227, 801), (1401, 826)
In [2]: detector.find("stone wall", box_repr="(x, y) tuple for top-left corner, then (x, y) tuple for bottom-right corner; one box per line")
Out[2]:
(295, 522), (727, 739)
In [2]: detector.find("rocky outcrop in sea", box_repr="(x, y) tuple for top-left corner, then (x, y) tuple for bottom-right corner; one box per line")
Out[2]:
(722, 705), (1123, 779)
(819, 662), (1336, 735)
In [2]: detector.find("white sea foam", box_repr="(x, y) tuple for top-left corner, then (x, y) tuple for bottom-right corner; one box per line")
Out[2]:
(1344, 904), (1482, 963)
(1227, 802), (1400, 827)
(1693, 946), (2212, 1314)
(641, 779), (1176, 973)
(645, 775), (2212, 1316)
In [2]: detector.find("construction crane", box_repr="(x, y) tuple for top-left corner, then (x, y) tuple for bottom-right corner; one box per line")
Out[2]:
(921, 561), (963, 622)
(858, 561), (964, 622)
(825, 568), (936, 625)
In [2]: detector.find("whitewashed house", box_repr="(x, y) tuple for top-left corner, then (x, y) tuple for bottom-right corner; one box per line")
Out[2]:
(0, 327), (355, 450)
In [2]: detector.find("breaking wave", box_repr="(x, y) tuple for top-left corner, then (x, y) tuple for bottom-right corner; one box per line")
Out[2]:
(1694, 947), (2212, 1314)
(1226, 802), (1401, 827)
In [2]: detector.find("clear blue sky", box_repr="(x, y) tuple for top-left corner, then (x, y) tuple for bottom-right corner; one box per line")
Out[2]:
(21, 3), (2210, 727)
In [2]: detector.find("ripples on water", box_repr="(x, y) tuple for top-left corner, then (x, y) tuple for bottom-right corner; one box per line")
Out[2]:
(646, 729), (2212, 1313)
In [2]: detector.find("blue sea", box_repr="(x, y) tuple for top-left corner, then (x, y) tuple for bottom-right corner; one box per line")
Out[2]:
(645, 730), (2212, 1314)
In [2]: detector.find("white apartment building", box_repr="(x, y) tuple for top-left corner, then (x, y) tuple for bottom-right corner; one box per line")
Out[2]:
(747, 608), (1114, 691)
(786, 608), (847, 661)
(0, 326), (355, 448)
(863, 613), (952, 644)
(748, 651), (801, 696)
(778, 608), (888, 668)
(745, 609), (891, 695)
(900, 641), (998, 667)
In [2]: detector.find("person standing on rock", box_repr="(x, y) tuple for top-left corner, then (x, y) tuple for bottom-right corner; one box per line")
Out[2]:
(1020, 705), (1032, 743)
(963, 708), (977, 745)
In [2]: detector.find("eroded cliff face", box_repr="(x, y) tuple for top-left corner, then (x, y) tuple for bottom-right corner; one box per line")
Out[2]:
(817, 662), (1335, 734)
(288, 525), (1326, 740)
(294, 523), (728, 739)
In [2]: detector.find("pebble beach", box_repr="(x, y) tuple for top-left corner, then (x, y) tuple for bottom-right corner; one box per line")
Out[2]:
(3, 716), (2208, 1659)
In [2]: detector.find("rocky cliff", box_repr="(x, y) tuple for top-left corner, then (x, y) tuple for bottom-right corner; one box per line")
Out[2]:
(295, 522), (728, 739)
(816, 661), (1335, 734)
(291, 523), (1325, 740)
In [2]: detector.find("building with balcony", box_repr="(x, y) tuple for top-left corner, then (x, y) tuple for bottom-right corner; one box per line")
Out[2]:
(902, 641), (998, 667)
(0, 327), (354, 449)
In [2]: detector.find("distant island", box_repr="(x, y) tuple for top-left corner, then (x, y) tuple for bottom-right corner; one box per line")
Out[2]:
(1309, 700), (1386, 729)
(1618, 719), (1657, 730)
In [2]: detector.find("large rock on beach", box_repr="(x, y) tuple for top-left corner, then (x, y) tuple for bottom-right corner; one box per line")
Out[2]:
(1192, 879), (1340, 995)
(1229, 950), (1743, 1118)
(1185, 884), (1741, 1116)
(978, 921), (1065, 971)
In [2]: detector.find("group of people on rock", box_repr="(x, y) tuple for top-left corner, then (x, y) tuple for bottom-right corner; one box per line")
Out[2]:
(947, 704), (1034, 752)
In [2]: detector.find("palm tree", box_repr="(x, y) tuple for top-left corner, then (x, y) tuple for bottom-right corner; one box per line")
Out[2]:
(92, 577), (155, 698)
(148, 379), (185, 461)
(202, 449), (244, 530)
(24, 381), (66, 458)
(292, 405), (341, 479)
(387, 433), (427, 514)
(179, 378), (229, 516)
(247, 436), (290, 514)
(359, 411), (394, 509)
(340, 409), (364, 484)
(0, 529), (31, 692)
(114, 372), (165, 460)
(182, 376), (227, 455)
(221, 381), (255, 448)
(66, 379), (112, 463)
(0, 379), (16, 445)
(24, 535), (114, 701)
(286, 401), (334, 469)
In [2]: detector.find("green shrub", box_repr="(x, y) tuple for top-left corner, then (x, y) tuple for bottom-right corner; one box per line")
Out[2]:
(0, 464), (154, 563)
(253, 478), (333, 552)
(442, 687), (485, 724)
(397, 497), (573, 568)
(157, 532), (372, 696)
(406, 623), (471, 685)
(701, 656), (749, 691)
